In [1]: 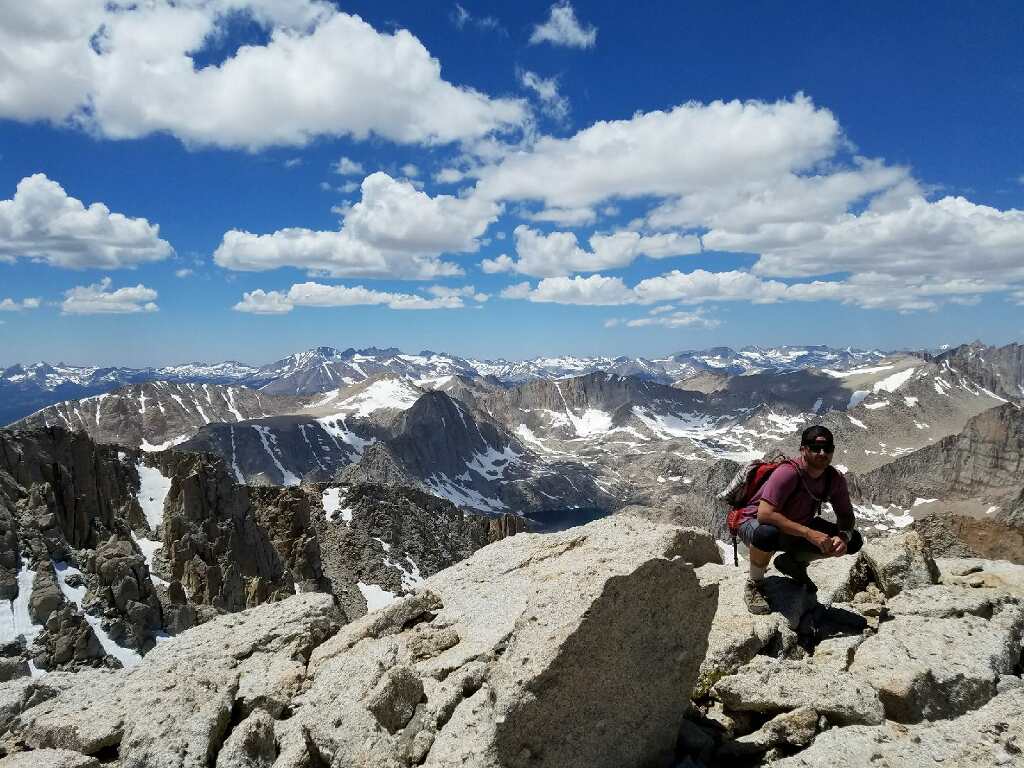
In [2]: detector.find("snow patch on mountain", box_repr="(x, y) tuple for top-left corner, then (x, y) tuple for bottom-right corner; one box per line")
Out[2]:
(357, 582), (397, 611)
(854, 502), (915, 531)
(872, 367), (917, 393)
(847, 390), (870, 409)
(466, 444), (521, 479)
(54, 560), (143, 667)
(632, 407), (719, 440)
(322, 487), (353, 523)
(317, 415), (374, 455)
(425, 474), (507, 512)
(136, 460), (172, 530)
(311, 378), (421, 417)
(252, 425), (300, 486)
(823, 364), (895, 378)
(0, 560), (43, 659)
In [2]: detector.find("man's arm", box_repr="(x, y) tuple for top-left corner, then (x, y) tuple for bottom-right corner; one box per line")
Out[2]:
(756, 500), (834, 554)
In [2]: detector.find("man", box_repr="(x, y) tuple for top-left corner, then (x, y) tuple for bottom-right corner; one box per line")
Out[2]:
(737, 425), (863, 614)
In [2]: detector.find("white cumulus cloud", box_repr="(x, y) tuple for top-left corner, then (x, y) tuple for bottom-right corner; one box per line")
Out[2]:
(720, 195), (1024, 284)
(472, 96), (839, 210)
(622, 308), (720, 329)
(427, 284), (489, 302)
(61, 277), (159, 314)
(500, 266), (1006, 313)
(0, 174), (172, 269)
(465, 93), (1024, 308)
(529, 2), (597, 48)
(0, 0), (527, 150)
(524, 274), (634, 305)
(521, 206), (596, 227)
(0, 297), (41, 311)
(334, 157), (365, 176)
(214, 172), (499, 278)
(232, 288), (295, 314)
(489, 225), (702, 277)
(234, 280), (475, 313)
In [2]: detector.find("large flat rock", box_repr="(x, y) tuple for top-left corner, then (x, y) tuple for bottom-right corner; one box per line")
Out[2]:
(712, 654), (885, 727)
(291, 514), (719, 768)
(848, 602), (1024, 722)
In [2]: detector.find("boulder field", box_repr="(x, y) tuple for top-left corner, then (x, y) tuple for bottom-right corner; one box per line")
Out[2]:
(0, 515), (1021, 768)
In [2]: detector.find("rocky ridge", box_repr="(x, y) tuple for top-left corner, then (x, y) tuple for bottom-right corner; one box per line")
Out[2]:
(14, 382), (304, 451)
(0, 426), (523, 680)
(931, 340), (1024, 400)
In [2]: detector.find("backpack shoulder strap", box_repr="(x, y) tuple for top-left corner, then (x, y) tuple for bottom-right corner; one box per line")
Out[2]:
(823, 465), (837, 501)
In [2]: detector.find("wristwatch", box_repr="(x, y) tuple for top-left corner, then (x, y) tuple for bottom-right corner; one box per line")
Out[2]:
(838, 530), (852, 544)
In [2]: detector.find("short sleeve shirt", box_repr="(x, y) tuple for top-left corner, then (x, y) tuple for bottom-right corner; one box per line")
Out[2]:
(739, 458), (852, 526)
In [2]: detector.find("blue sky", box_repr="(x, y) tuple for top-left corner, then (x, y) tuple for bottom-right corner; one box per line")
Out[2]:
(1, 0), (1022, 367)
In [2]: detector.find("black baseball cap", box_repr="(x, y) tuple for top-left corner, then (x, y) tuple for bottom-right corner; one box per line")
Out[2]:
(801, 425), (834, 448)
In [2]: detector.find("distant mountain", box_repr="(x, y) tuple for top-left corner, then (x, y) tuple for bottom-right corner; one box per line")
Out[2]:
(0, 361), (258, 425)
(847, 401), (1024, 560)
(13, 382), (303, 451)
(1, 344), (891, 424)
(791, 358), (1007, 474)
(929, 341), (1024, 401)
(253, 347), (478, 395)
(340, 391), (608, 513)
(179, 385), (608, 514)
(467, 345), (888, 385)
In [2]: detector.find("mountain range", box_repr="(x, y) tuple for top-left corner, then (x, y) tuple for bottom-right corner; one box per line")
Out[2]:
(9, 342), (1021, 532)
(1, 344), (892, 425)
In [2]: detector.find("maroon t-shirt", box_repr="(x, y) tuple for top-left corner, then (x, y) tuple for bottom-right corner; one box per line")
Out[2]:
(739, 458), (852, 526)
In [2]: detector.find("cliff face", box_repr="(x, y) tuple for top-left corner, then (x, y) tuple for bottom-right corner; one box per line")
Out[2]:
(0, 427), (137, 551)
(853, 403), (1024, 519)
(341, 390), (611, 514)
(933, 341), (1024, 400)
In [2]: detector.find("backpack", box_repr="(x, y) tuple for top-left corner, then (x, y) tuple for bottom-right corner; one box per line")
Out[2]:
(717, 455), (835, 566)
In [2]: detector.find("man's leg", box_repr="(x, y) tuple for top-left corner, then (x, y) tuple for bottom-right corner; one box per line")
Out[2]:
(774, 518), (863, 590)
(738, 520), (776, 614)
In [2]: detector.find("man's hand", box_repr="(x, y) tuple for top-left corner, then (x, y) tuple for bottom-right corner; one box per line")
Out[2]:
(805, 529), (834, 555)
(830, 536), (848, 556)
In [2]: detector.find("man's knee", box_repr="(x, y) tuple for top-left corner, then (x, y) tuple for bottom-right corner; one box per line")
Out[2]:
(750, 523), (781, 552)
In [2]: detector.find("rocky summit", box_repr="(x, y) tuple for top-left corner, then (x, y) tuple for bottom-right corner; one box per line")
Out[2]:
(0, 510), (1020, 767)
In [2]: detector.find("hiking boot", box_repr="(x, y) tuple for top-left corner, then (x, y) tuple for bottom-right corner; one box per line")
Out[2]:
(743, 579), (771, 615)
(774, 553), (818, 592)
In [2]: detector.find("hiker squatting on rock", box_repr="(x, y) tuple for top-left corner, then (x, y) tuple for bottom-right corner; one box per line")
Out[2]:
(730, 425), (863, 614)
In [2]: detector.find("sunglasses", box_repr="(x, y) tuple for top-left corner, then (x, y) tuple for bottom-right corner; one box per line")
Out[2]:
(803, 444), (835, 454)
